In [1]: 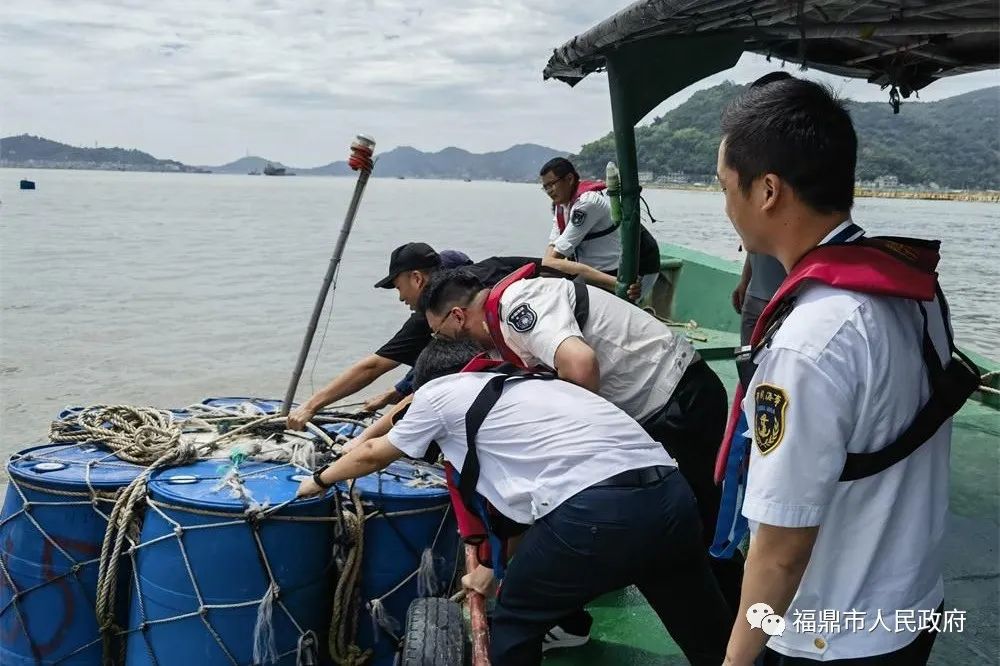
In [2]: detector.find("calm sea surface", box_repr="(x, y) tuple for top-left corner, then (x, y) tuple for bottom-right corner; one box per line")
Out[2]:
(1, 168), (997, 468)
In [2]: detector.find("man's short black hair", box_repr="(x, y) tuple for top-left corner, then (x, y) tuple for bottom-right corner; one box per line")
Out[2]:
(413, 339), (485, 389)
(539, 157), (579, 180)
(749, 71), (793, 89)
(721, 75), (857, 214)
(420, 268), (486, 316)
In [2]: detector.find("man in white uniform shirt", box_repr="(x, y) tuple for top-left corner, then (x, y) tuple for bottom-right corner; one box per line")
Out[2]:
(539, 157), (660, 298)
(297, 340), (731, 666)
(421, 268), (745, 611)
(540, 157), (621, 274)
(718, 76), (957, 665)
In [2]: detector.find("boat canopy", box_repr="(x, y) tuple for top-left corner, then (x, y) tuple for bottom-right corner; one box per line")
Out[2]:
(541, 0), (999, 290)
(545, 0), (998, 94)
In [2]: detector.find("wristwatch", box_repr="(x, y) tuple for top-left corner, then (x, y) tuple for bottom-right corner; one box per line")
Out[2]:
(312, 464), (333, 490)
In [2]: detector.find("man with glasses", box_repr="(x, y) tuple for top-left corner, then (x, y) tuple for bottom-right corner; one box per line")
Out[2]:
(540, 157), (621, 276)
(297, 339), (732, 666)
(421, 268), (744, 613)
(286, 243), (615, 430)
(541, 157), (660, 299)
(287, 243), (529, 429)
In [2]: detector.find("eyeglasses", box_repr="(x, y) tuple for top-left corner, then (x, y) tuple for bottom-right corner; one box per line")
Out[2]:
(541, 174), (566, 193)
(430, 309), (461, 341)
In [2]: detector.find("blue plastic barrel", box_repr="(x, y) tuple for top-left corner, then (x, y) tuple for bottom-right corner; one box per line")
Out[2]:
(321, 422), (364, 441)
(345, 461), (458, 665)
(125, 460), (334, 665)
(198, 397), (286, 415)
(0, 443), (144, 665)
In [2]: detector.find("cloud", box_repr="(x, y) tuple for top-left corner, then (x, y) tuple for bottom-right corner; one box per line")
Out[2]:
(1, 0), (996, 165)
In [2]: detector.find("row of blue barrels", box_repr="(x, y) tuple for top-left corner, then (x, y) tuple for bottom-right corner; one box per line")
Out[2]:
(0, 399), (458, 665)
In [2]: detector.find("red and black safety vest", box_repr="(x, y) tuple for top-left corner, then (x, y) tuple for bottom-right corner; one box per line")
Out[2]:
(554, 180), (607, 234)
(443, 353), (556, 574)
(710, 236), (979, 559)
(483, 263), (591, 368)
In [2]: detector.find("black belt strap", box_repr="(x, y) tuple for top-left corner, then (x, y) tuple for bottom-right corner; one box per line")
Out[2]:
(459, 365), (557, 513)
(572, 277), (590, 329)
(583, 223), (618, 241)
(839, 287), (979, 481)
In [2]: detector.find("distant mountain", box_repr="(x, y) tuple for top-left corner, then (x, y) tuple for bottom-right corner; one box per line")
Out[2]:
(573, 84), (1000, 190)
(0, 134), (209, 173)
(1, 134), (566, 181)
(293, 143), (566, 181)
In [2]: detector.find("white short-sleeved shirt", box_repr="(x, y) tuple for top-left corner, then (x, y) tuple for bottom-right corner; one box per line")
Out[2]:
(741, 230), (952, 659)
(548, 191), (621, 272)
(497, 277), (696, 422)
(387, 373), (673, 524)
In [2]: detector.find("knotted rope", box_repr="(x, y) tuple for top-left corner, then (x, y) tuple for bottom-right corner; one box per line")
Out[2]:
(36, 403), (444, 666)
(45, 404), (346, 664)
(328, 485), (372, 666)
(49, 405), (206, 466)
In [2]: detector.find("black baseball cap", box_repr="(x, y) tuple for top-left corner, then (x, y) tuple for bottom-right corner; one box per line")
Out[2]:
(374, 242), (441, 288)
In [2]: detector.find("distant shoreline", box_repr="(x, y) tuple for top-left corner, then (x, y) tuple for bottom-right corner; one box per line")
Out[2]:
(645, 182), (1000, 203)
(4, 166), (998, 202)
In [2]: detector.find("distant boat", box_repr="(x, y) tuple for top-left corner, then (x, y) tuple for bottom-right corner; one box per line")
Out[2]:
(19, 179), (35, 190)
(248, 169), (260, 176)
(397, 175), (406, 180)
(463, 177), (472, 182)
(263, 162), (294, 176)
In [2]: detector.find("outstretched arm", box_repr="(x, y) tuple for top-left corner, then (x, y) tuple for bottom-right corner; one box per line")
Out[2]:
(542, 256), (640, 300)
(542, 256), (614, 290)
(287, 354), (399, 430)
(296, 435), (405, 496)
(343, 395), (414, 452)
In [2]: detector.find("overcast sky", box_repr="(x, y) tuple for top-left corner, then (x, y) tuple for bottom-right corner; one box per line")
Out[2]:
(3, 0), (997, 166)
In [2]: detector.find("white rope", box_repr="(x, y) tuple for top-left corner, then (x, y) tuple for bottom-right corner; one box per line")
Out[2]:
(978, 371), (999, 397)
(253, 583), (279, 665)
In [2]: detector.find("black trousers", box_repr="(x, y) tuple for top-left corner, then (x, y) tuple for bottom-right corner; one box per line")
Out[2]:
(760, 616), (940, 665)
(489, 470), (733, 666)
(641, 357), (745, 613)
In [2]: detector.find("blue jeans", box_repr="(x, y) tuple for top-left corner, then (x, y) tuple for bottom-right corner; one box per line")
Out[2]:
(490, 469), (733, 665)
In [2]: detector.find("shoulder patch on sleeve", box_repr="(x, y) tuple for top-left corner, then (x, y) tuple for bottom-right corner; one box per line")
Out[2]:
(570, 208), (587, 226)
(754, 383), (788, 455)
(507, 303), (537, 332)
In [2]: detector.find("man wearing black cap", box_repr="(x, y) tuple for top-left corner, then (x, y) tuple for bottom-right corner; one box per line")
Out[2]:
(287, 243), (551, 430)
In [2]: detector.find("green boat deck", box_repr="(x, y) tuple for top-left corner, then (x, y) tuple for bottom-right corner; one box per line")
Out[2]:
(547, 245), (999, 665)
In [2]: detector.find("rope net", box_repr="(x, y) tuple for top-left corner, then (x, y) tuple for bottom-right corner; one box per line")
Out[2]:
(0, 401), (457, 666)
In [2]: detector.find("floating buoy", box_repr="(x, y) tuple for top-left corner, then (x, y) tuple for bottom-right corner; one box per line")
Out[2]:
(19, 180), (35, 190)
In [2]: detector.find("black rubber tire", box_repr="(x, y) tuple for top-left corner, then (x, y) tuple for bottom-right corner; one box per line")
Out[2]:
(400, 597), (468, 666)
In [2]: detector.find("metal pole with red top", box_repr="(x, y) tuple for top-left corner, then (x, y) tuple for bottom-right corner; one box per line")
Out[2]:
(281, 135), (376, 416)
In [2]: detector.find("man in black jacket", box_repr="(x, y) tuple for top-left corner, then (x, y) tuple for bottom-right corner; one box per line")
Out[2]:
(288, 242), (578, 429)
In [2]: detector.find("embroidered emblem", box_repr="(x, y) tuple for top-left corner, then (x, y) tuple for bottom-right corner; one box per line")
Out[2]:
(507, 303), (537, 333)
(754, 383), (788, 455)
(570, 208), (587, 226)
